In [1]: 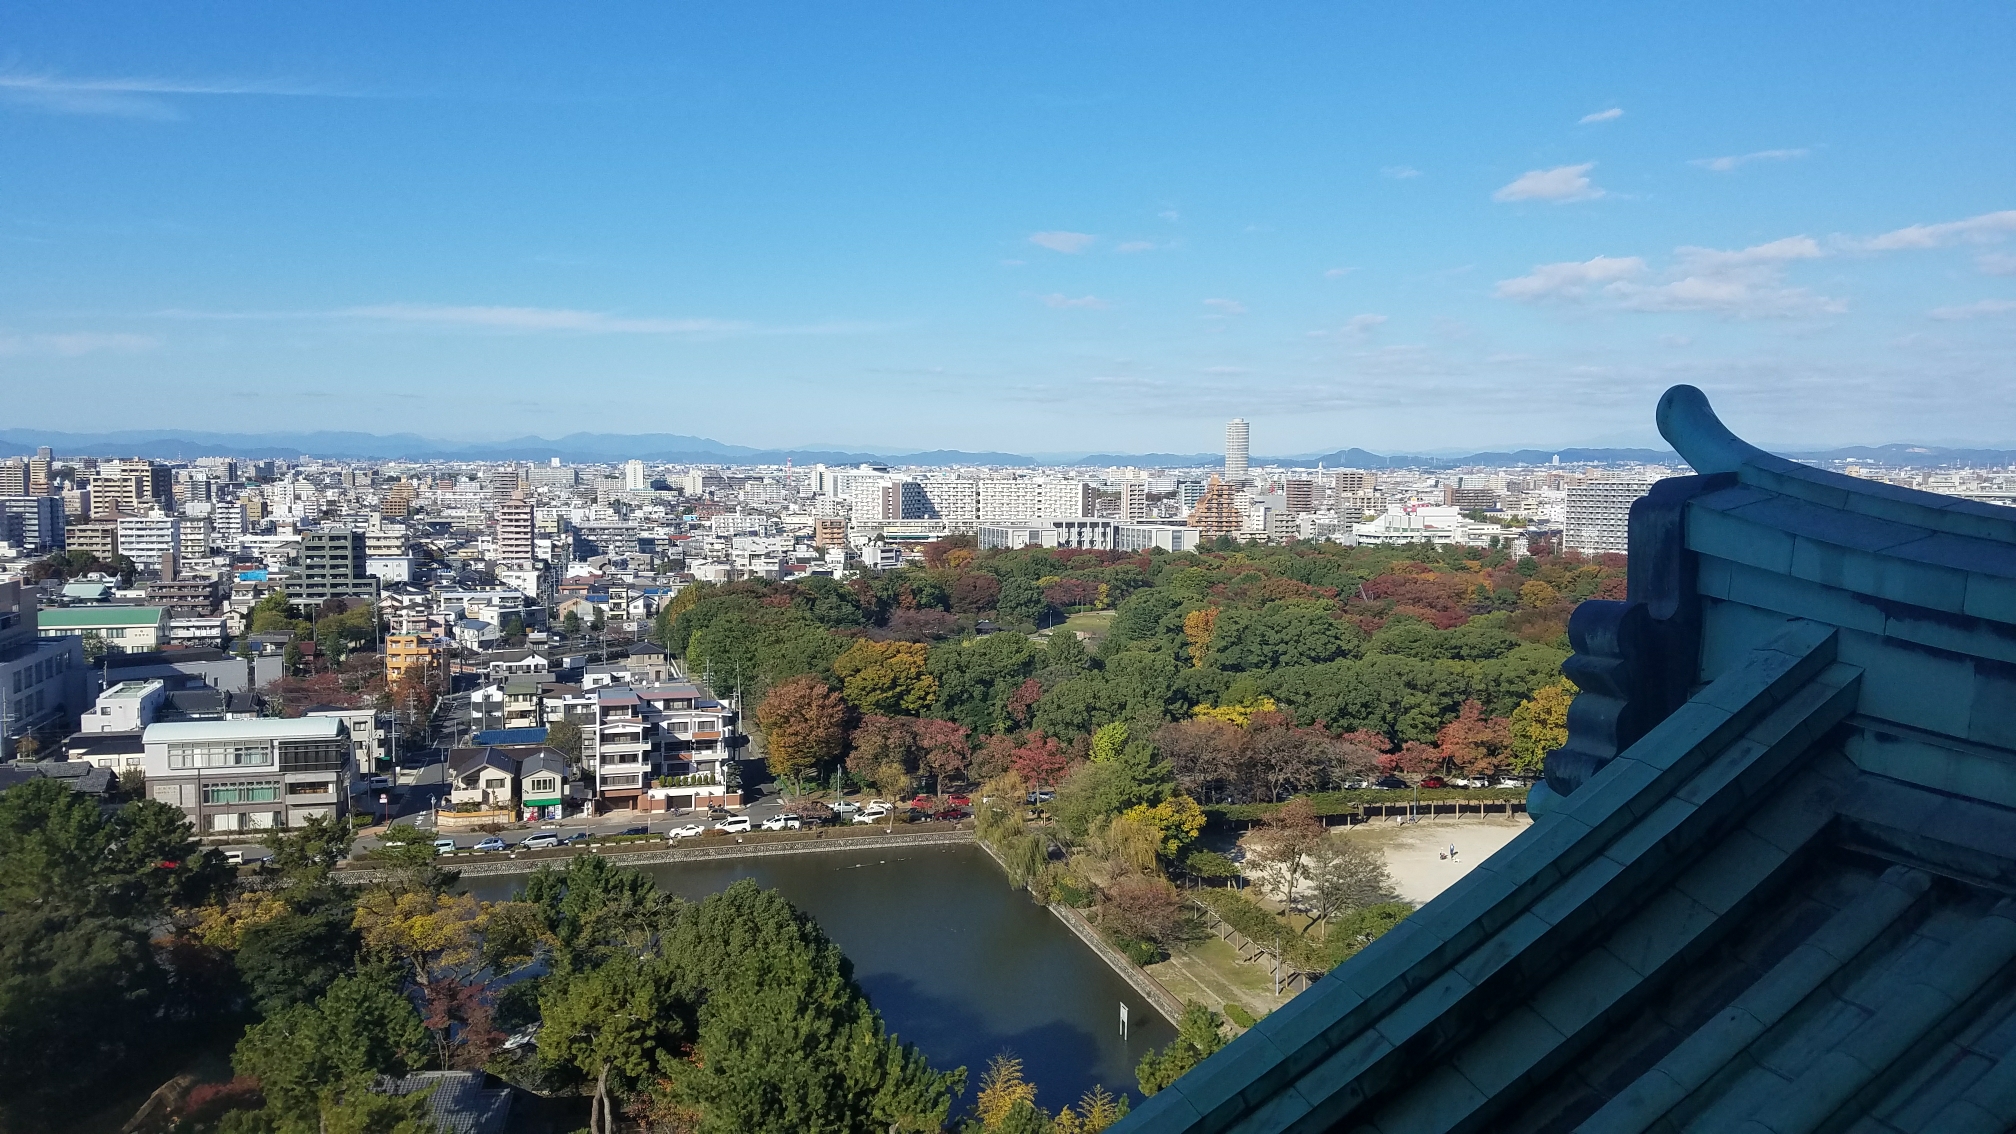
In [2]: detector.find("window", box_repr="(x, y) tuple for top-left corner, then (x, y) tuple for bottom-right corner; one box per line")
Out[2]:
(279, 739), (348, 772)
(602, 772), (640, 788)
(206, 812), (243, 832)
(288, 780), (334, 796)
(167, 741), (273, 769)
(483, 777), (507, 790)
(204, 781), (282, 805)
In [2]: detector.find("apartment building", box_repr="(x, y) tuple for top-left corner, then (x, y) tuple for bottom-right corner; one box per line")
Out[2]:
(583, 681), (739, 811)
(141, 717), (353, 832)
(87, 460), (171, 518)
(496, 494), (536, 561)
(295, 527), (381, 603)
(116, 512), (181, 570)
(384, 633), (447, 687)
(1563, 480), (1654, 555)
(0, 580), (89, 759)
(0, 496), (64, 555)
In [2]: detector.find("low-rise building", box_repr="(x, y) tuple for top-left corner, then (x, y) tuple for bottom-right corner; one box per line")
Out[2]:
(36, 605), (171, 653)
(79, 679), (166, 733)
(141, 717), (353, 833)
(0, 580), (89, 758)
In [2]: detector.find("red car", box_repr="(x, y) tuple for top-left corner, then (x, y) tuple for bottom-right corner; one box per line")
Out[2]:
(907, 795), (936, 809)
(947, 794), (972, 807)
(1419, 775), (1448, 789)
(931, 807), (969, 822)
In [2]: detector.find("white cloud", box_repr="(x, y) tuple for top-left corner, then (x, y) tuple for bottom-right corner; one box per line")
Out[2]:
(1380, 165), (1421, 179)
(1691, 148), (1809, 172)
(1980, 252), (2016, 276)
(1323, 267), (1355, 279)
(1855, 210), (2016, 251)
(1494, 255), (1647, 301)
(1343, 314), (1387, 338)
(0, 69), (358, 119)
(343, 304), (749, 334)
(1929, 299), (2016, 320)
(1040, 294), (1109, 309)
(1114, 240), (1158, 253)
(1496, 237), (1841, 318)
(1202, 298), (1247, 315)
(0, 331), (158, 355)
(1158, 209), (1181, 222)
(1493, 163), (1605, 203)
(1578, 108), (1624, 124)
(1029, 230), (1096, 253)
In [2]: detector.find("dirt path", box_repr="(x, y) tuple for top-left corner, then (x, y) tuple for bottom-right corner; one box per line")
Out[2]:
(1337, 815), (1532, 905)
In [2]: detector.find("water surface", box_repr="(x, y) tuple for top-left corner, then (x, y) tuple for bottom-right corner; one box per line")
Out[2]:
(464, 843), (1176, 1108)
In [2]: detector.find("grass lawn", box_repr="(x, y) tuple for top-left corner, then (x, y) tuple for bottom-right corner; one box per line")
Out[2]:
(1059, 609), (1117, 636)
(1148, 933), (1295, 1027)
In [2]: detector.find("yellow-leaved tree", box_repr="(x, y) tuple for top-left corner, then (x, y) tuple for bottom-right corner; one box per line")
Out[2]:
(1182, 607), (1218, 667)
(1508, 680), (1576, 774)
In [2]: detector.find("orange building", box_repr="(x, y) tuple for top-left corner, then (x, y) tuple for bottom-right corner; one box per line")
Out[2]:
(384, 632), (445, 687)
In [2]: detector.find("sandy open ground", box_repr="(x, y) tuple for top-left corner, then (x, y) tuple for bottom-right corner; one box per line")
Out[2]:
(1335, 815), (1534, 905)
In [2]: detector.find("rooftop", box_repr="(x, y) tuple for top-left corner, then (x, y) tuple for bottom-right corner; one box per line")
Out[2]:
(142, 717), (345, 743)
(38, 606), (167, 627)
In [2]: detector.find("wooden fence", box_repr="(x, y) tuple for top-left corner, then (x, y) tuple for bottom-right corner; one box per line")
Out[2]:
(1190, 900), (1322, 995)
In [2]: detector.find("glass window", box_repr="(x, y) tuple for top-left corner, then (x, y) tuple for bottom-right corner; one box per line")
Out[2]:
(202, 781), (282, 805)
(167, 742), (274, 770)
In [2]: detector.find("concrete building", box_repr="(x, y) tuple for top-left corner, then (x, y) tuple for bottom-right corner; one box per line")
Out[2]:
(623, 459), (648, 492)
(66, 520), (119, 561)
(1120, 479), (1149, 523)
(295, 527), (380, 603)
(0, 496), (65, 555)
(79, 679), (167, 733)
(1284, 479), (1316, 513)
(1187, 476), (1244, 538)
(0, 580), (89, 758)
(1333, 469), (1373, 494)
(0, 461), (23, 496)
(384, 633), (446, 688)
(916, 479), (980, 522)
(495, 494), (536, 562)
(1564, 479), (1654, 554)
(86, 460), (171, 517)
(115, 512), (181, 570)
(1225, 418), (1250, 484)
(141, 716), (352, 832)
(37, 605), (170, 653)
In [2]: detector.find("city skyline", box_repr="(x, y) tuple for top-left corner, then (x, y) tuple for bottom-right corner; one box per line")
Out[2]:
(4, 4), (2014, 452)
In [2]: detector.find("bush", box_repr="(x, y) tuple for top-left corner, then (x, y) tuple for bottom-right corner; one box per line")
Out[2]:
(1223, 1003), (1258, 1029)
(1108, 933), (1162, 966)
(1051, 877), (1093, 908)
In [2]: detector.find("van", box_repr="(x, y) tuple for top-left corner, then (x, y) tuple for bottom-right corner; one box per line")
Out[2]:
(432, 838), (458, 855)
(222, 847), (247, 866)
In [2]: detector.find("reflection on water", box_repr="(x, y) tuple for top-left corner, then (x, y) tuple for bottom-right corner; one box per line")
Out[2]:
(462, 843), (1176, 1108)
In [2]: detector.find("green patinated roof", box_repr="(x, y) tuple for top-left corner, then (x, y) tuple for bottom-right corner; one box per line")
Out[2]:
(38, 606), (168, 627)
(1117, 386), (2016, 1134)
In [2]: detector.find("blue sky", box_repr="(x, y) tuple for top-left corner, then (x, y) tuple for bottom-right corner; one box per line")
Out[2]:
(3, 2), (2014, 454)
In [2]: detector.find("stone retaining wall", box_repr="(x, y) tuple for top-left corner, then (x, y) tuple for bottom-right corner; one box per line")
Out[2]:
(337, 828), (974, 882)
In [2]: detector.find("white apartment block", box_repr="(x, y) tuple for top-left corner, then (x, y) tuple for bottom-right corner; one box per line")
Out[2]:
(916, 479), (980, 521)
(1564, 480), (1653, 554)
(116, 512), (182, 569)
(975, 478), (1096, 522)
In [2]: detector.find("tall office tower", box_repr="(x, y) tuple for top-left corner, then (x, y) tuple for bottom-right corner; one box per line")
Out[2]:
(1225, 419), (1251, 484)
(27, 451), (52, 494)
(624, 459), (648, 492)
(496, 493), (537, 561)
(0, 496), (65, 554)
(1284, 479), (1316, 513)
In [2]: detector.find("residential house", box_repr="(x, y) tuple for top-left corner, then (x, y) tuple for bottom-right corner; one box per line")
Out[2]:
(446, 747), (519, 811)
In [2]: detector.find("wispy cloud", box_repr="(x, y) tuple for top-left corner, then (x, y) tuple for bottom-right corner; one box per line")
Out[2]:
(1691, 148), (1809, 172)
(1324, 267), (1355, 279)
(1342, 314), (1388, 339)
(1040, 294), (1109, 309)
(1929, 299), (2016, 320)
(1496, 237), (1839, 318)
(1380, 165), (1421, 179)
(1980, 252), (2016, 276)
(1852, 210), (2016, 251)
(1028, 231), (1095, 254)
(0, 331), (157, 356)
(1578, 108), (1624, 124)
(1493, 163), (1605, 203)
(0, 68), (363, 119)
(344, 304), (750, 334)
(1201, 298), (1247, 315)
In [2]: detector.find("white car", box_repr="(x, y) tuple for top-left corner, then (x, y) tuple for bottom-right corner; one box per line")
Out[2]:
(852, 808), (889, 824)
(714, 816), (751, 833)
(667, 823), (705, 839)
(432, 838), (458, 855)
(760, 814), (802, 831)
(864, 799), (891, 812)
(830, 800), (861, 814)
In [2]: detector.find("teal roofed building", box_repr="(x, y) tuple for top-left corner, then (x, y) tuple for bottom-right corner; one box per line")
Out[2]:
(1117, 386), (2016, 1134)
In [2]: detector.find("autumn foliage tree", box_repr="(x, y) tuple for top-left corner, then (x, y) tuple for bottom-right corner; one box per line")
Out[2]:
(1508, 681), (1575, 774)
(1435, 700), (1512, 777)
(756, 676), (848, 786)
(833, 640), (939, 715)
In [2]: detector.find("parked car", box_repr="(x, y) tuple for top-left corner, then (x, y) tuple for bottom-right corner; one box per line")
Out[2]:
(1373, 775), (1409, 790)
(714, 816), (752, 833)
(1419, 775), (1448, 789)
(760, 814), (802, 831)
(356, 775), (391, 791)
(947, 794), (972, 807)
(830, 799), (861, 814)
(432, 838), (458, 855)
(1341, 778), (1368, 790)
(668, 823), (705, 839)
(561, 832), (590, 845)
(931, 808), (969, 822)
(620, 825), (649, 836)
(1025, 790), (1055, 804)
(864, 799), (891, 812)
(473, 836), (507, 853)
(851, 809), (886, 824)
(521, 833), (562, 850)
(907, 795), (936, 810)
(221, 847), (248, 865)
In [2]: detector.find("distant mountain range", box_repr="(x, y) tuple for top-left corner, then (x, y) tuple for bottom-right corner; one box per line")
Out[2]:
(1, 428), (2010, 470)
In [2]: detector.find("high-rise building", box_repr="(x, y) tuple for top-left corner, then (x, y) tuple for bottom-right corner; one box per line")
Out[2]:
(381, 480), (416, 518)
(66, 521), (118, 561)
(496, 494), (537, 562)
(484, 465), (526, 510)
(296, 528), (380, 603)
(1563, 480), (1653, 554)
(0, 496), (65, 554)
(1188, 476), (1245, 538)
(27, 451), (52, 495)
(115, 512), (181, 570)
(87, 460), (171, 517)
(1334, 470), (1372, 494)
(0, 461), (26, 496)
(1225, 419), (1251, 484)
(1120, 479), (1149, 522)
(1284, 479), (1316, 513)
(624, 459), (649, 492)
(916, 480), (980, 522)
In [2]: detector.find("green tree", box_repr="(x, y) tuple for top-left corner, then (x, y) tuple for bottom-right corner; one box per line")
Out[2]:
(995, 577), (1048, 626)
(1508, 680), (1575, 774)
(1137, 1003), (1228, 1096)
(562, 608), (583, 636)
(232, 973), (433, 1132)
(545, 718), (585, 761)
(236, 899), (361, 1013)
(834, 639), (939, 715)
(540, 952), (688, 1134)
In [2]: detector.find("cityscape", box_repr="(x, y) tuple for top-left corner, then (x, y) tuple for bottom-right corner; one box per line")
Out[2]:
(4, 4), (2015, 1134)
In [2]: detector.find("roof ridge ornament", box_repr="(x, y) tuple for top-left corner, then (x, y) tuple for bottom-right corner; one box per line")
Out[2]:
(1656, 384), (1776, 476)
